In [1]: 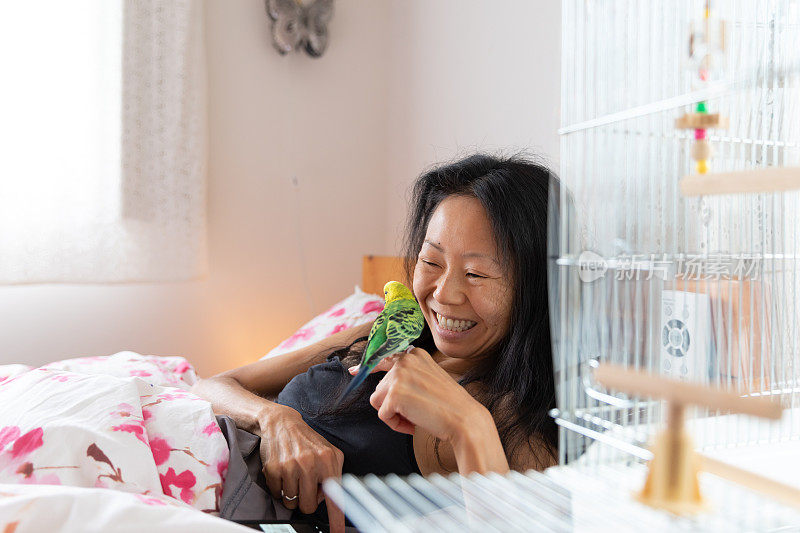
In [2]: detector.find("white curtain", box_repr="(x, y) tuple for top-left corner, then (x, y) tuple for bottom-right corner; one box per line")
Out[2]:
(0, 0), (207, 284)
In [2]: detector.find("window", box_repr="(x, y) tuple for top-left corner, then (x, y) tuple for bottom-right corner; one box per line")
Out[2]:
(0, 1), (206, 283)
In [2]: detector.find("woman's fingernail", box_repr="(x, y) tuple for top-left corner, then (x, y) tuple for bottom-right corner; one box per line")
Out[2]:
(348, 366), (358, 374)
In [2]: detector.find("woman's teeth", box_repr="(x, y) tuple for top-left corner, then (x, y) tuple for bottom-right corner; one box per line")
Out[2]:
(436, 312), (477, 332)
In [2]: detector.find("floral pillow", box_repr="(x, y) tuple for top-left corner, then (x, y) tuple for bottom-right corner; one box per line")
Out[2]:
(262, 285), (384, 359)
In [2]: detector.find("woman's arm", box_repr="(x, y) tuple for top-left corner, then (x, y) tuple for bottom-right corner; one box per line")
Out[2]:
(448, 406), (510, 475)
(444, 394), (556, 473)
(191, 321), (372, 533)
(191, 320), (372, 433)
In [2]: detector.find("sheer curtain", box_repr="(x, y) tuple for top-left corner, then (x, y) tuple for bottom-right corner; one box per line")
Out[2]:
(0, 0), (207, 283)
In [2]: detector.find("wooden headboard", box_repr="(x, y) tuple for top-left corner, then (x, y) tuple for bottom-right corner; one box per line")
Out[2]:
(361, 255), (406, 296)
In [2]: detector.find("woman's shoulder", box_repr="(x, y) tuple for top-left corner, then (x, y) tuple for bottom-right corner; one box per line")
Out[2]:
(277, 346), (370, 407)
(275, 357), (348, 416)
(291, 354), (348, 385)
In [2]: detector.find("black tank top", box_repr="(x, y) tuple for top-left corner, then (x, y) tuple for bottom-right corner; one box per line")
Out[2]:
(275, 354), (421, 522)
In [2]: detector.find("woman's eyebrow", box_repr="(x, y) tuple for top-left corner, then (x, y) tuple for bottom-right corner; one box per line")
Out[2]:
(423, 239), (444, 251)
(423, 239), (500, 266)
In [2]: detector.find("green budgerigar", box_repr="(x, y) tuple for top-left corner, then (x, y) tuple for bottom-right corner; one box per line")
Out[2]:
(338, 280), (425, 403)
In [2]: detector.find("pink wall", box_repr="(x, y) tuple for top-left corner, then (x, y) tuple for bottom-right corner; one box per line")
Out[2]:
(0, 0), (559, 377)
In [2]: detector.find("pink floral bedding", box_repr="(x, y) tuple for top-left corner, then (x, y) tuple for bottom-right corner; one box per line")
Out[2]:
(0, 352), (228, 518)
(0, 483), (251, 533)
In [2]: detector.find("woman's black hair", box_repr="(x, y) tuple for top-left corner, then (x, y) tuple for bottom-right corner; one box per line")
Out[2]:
(330, 152), (561, 468)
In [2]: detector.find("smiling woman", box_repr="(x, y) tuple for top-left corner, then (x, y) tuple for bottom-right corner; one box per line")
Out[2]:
(391, 153), (561, 471)
(191, 152), (562, 532)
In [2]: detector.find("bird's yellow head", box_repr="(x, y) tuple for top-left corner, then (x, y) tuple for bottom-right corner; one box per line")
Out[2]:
(383, 281), (415, 303)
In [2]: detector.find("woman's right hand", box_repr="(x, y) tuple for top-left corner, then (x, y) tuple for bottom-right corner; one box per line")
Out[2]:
(258, 403), (345, 533)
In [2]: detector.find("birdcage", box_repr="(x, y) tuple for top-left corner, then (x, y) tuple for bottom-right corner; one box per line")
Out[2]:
(550, 0), (800, 467)
(323, 2), (800, 530)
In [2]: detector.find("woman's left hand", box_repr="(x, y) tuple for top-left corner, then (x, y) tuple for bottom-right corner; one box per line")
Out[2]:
(348, 347), (485, 443)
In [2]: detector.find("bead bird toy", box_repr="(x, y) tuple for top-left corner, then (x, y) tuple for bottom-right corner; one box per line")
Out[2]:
(676, 0), (727, 174)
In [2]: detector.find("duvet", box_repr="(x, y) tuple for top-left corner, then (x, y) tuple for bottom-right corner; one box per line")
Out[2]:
(0, 352), (251, 532)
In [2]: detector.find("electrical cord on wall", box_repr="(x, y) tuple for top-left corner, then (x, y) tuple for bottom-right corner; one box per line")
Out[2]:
(291, 175), (316, 318)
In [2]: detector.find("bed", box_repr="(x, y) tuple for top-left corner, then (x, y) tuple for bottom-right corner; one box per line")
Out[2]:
(0, 256), (405, 532)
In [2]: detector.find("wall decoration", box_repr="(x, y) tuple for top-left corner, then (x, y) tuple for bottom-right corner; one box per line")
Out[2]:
(265, 0), (333, 58)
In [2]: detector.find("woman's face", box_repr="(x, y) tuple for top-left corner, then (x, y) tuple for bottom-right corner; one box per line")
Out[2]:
(413, 195), (514, 361)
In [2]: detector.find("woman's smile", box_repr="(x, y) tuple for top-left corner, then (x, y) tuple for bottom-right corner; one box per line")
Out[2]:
(434, 311), (477, 332)
(432, 310), (478, 341)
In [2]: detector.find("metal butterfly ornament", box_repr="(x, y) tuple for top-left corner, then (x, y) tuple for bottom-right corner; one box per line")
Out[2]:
(266, 0), (334, 58)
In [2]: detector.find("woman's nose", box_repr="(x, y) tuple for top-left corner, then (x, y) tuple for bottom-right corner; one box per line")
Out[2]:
(433, 269), (465, 306)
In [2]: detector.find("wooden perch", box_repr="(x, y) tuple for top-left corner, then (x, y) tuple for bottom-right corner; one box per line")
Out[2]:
(593, 363), (783, 515)
(700, 454), (800, 511)
(680, 166), (800, 196)
(593, 364), (781, 419)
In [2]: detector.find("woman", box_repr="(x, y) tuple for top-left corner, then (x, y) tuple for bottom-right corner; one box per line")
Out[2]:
(192, 153), (561, 532)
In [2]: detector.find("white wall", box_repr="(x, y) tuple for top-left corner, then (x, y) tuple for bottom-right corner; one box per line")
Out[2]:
(0, 0), (559, 377)
(383, 0), (561, 248)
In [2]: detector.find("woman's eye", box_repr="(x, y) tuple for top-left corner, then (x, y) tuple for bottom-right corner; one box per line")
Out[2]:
(421, 260), (438, 267)
(466, 272), (485, 279)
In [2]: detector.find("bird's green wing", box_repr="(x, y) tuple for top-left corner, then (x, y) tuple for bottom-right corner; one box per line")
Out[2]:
(360, 311), (388, 367)
(364, 299), (425, 365)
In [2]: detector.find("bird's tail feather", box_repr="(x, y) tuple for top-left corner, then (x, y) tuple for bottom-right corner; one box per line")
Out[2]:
(336, 365), (370, 407)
